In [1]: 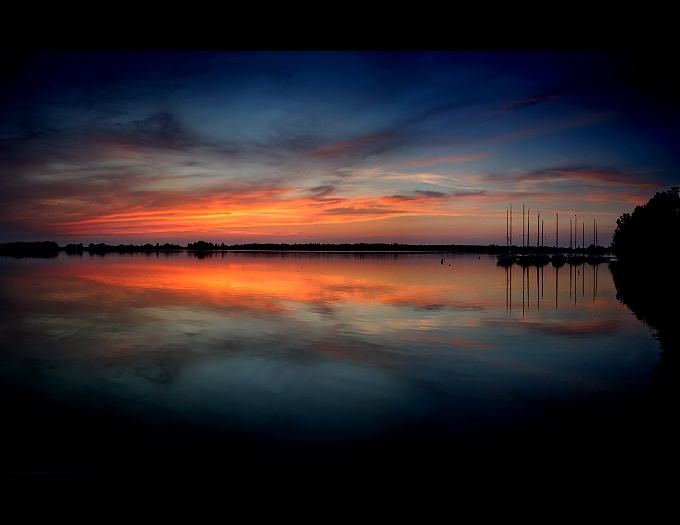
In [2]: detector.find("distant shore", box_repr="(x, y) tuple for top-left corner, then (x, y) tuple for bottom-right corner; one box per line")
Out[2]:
(0, 241), (611, 257)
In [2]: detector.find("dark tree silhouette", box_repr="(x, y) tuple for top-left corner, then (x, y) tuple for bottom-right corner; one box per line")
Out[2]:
(611, 187), (680, 261)
(0, 241), (59, 258)
(609, 187), (680, 423)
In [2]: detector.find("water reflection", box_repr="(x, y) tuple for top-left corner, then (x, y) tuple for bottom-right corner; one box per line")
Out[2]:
(507, 262), (602, 315)
(610, 260), (678, 396)
(0, 252), (662, 473)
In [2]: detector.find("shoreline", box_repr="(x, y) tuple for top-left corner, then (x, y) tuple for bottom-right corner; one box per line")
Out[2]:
(1, 241), (612, 257)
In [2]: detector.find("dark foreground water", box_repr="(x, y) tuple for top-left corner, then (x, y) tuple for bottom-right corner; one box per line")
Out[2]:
(0, 252), (672, 484)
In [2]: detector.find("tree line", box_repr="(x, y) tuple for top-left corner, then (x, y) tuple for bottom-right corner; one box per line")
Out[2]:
(611, 187), (679, 262)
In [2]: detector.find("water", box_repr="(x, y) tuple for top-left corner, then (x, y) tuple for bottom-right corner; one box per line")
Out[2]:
(0, 252), (662, 473)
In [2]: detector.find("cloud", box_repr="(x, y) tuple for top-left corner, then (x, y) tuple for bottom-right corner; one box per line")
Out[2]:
(483, 165), (661, 189)
(399, 154), (489, 169)
(129, 110), (190, 148)
(549, 166), (660, 188)
(385, 192), (446, 202)
(308, 134), (387, 158)
(504, 93), (560, 110)
(323, 205), (399, 217)
(414, 190), (447, 198)
(308, 184), (337, 198)
(500, 82), (566, 112)
(381, 189), (487, 204)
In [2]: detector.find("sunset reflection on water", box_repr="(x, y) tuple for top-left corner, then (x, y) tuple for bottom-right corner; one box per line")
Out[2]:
(0, 252), (661, 462)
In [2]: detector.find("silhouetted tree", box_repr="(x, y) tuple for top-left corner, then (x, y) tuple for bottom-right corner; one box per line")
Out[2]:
(611, 187), (680, 261)
(64, 243), (84, 255)
(0, 241), (59, 258)
(610, 187), (680, 406)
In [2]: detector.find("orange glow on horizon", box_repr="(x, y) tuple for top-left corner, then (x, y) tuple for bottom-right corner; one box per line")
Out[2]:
(4, 173), (634, 245)
(38, 191), (506, 240)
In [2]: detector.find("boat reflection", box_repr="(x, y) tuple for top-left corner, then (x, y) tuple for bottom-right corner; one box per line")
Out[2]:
(505, 260), (599, 315)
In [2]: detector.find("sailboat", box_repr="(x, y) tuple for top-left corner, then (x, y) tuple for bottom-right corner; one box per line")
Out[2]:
(551, 212), (566, 266)
(497, 206), (515, 266)
(567, 216), (585, 265)
(585, 220), (607, 264)
(533, 212), (550, 266)
(514, 205), (533, 266)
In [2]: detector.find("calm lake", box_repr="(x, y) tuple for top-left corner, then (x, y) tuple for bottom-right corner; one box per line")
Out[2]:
(0, 252), (664, 474)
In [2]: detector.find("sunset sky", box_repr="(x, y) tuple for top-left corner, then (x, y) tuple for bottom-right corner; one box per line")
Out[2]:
(1, 51), (678, 246)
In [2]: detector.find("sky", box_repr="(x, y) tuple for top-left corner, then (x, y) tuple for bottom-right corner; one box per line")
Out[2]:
(1, 51), (678, 247)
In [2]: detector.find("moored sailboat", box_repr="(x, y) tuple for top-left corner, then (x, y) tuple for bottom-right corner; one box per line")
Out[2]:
(497, 206), (515, 266)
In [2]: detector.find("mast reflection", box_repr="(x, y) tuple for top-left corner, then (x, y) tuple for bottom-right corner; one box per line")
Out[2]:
(507, 259), (598, 315)
(555, 264), (559, 308)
